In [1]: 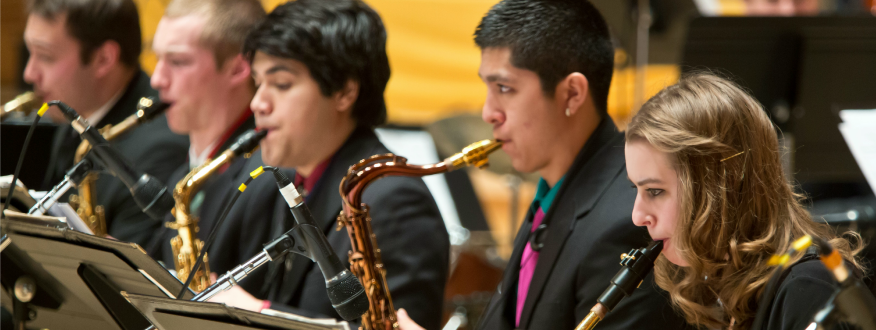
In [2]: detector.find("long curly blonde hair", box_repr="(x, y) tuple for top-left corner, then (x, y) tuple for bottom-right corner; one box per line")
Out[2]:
(625, 73), (862, 330)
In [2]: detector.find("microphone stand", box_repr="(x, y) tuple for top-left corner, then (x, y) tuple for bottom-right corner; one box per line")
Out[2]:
(192, 229), (297, 302)
(28, 159), (94, 215)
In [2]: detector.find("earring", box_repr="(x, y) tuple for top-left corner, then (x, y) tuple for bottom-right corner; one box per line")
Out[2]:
(565, 108), (571, 117)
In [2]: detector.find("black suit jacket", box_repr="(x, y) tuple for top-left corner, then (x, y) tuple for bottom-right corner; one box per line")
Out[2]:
(150, 115), (257, 268)
(761, 259), (854, 330)
(478, 119), (690, 330)
(41, 70), (189, 246)
(206, 129), (449, 330)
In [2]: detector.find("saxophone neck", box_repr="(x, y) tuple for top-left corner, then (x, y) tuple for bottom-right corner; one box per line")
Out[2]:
(72, 113), (141, 163)
(174, 150), (233, 216)
(173, 130), (265, 217)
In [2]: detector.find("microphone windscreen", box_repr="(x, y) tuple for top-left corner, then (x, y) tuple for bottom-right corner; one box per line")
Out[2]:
(131, 175), (174, 220)
(327, 271), (369, 321)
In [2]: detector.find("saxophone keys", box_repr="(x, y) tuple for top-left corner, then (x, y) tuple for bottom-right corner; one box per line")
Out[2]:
(69, 195), (81, 209)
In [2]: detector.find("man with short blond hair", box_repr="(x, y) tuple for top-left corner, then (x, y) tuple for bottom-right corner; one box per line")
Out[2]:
(148, 0), (267, 270)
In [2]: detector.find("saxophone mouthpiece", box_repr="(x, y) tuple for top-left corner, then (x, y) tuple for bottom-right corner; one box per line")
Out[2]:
(136, 97), (171, 122)
(228, 129), (268, 155)
(444, 139), (503, 171)
(596, 240), (663, 312)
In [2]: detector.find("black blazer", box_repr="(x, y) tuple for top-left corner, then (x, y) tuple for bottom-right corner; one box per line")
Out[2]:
(477, 119), (690, 330)
(40, 70), (189, 246)
(149, 115), (257, 269)
(761, 259), (855, 330)
(209, 129), (449, 330)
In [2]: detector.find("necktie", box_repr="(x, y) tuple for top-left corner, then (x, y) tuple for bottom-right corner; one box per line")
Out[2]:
(516, 207), (545, 327)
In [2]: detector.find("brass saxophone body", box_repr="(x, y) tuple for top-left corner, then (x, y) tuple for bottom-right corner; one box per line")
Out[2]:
(1, 92), (39, 121)
(69, 97), (167, 237)
(337, 139), (502, 330)
(168, 129), (266, 292)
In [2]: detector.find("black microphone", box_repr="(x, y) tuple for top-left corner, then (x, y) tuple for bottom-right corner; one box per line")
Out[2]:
(49, 100), (174, 220)
(272, 170), (369, 321)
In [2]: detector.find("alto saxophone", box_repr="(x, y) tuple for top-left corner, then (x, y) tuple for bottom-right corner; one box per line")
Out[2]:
(167, 129), (266, 292)
(69, 97), (168, 237)
(337, 139), (502, 330)
(1, 92), (39, 121)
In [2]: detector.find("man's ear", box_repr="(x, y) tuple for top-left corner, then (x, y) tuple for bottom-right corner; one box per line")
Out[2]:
(334, 79), (359, 113)
(90, 40), (122, 77)
(556, 72), (589, 117)
(223, 54), (252, 87)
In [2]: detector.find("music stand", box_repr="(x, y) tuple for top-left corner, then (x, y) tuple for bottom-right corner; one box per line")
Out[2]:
(123, 292), (350, 330)
(1, 212), (194, 330)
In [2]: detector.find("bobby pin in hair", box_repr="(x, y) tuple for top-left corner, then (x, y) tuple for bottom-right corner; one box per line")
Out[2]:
(720, 150), (746, 163)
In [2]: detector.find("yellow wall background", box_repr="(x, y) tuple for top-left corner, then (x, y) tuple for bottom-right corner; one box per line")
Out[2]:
(134, 0), (679, 127)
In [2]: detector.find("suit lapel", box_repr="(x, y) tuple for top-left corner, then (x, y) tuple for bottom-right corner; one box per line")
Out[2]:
(272, 129), (386, 302)
(518, 119), (626, 328)
(99, 70), (153, 127)
(480, 207), (534, 327)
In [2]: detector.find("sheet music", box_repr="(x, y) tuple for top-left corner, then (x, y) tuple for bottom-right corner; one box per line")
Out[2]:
(260, 309), (351, 330)
(838, 109), (876, 195)
(49, 203), (94, 235)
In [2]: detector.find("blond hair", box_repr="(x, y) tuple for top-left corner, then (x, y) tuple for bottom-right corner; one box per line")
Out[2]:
(625, 73), (862, 330)
(164, 0), (265, 68)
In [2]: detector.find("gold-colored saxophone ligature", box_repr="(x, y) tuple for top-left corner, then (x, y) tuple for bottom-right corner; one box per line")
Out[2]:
(69, 97), (168, 237)
(168, 129), (266, 292)
(337, 139), (502, 330)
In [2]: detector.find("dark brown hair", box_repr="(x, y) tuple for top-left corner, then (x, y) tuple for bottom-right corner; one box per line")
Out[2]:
(28, 0), (142, 67)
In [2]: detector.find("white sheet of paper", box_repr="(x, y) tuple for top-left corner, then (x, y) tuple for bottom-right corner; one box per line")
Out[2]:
(838, 109), (876, 195)
(49, 203), (94, 235)
(260, 309), (350, 330)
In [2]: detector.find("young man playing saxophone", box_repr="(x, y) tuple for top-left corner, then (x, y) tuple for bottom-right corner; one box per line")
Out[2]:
(398, 0), (690, 329)
(146, 0), (266, 268)
(205, 1), (449, 328)
(23, 0), (187, 245)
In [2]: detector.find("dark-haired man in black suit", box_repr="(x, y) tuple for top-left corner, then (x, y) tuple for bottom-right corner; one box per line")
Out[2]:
(25, 0), (188, 246)
(205, 1), (449, 329)
(398, 1), (691, 329)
